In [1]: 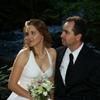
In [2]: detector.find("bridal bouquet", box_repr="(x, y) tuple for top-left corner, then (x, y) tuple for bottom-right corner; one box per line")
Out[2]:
(28, 76), (54, 100)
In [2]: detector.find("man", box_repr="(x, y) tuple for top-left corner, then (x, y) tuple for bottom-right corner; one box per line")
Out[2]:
(54, 16), (100, 100)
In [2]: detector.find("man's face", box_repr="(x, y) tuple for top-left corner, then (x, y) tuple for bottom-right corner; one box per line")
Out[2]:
(61, 21), (80, 47)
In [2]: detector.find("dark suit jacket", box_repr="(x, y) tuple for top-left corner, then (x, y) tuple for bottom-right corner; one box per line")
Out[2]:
(54, 44), (100, 100)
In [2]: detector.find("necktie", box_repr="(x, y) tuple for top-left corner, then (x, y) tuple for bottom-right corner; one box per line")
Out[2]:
(65, 53), (73, 85)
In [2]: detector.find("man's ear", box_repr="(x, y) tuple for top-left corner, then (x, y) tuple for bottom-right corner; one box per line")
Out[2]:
(76, 34), (82, 41)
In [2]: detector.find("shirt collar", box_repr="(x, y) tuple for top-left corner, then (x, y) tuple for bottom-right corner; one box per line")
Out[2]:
(67, 43), (84, 63)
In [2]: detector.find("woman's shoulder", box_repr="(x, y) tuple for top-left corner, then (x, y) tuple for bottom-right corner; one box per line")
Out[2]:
(16, 48), (30, 60)
(47, 48), (57, 61)
(47, 47), (56, 55)
(13, 48), (30, 68)
(18, 48), (30, 56)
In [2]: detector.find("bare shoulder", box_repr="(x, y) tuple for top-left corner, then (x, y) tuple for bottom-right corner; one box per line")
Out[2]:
(14, 48), (30, 68)
(47, 48), (57, 60)
(17, 48), (30, 57)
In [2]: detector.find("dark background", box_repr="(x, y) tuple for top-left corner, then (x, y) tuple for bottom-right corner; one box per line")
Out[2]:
(0, 0), (100, 99)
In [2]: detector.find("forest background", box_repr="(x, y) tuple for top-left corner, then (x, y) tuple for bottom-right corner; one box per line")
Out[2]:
(0, 0), (100, 99)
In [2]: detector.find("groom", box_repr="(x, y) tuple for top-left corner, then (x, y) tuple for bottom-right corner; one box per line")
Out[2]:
(54, 16), (100, 100)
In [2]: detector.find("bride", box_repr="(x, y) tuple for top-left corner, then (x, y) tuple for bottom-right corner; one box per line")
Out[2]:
(7, 19), (56, 100)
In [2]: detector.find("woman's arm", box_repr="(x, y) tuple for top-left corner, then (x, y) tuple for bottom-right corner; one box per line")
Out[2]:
(8, 49), (32, 100)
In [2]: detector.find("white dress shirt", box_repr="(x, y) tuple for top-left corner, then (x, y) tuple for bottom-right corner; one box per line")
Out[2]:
(60, 43), (84, 84)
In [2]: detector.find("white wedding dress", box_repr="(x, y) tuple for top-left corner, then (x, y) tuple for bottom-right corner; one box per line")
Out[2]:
(7, 49), (54, 100)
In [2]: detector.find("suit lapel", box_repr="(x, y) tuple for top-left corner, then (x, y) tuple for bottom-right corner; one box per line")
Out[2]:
(56, 45), (89, 87)
(56, 47), (67, 86)
(66, 44), (91, 87)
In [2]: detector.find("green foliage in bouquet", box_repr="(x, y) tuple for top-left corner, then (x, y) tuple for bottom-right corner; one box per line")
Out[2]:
(28, 76), (54, 100)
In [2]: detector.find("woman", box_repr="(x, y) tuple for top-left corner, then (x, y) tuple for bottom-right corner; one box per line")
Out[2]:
(7, 19), (56, 100)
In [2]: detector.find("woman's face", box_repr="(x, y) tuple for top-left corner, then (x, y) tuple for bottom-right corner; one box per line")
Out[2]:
(24, 25), (43, 48)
